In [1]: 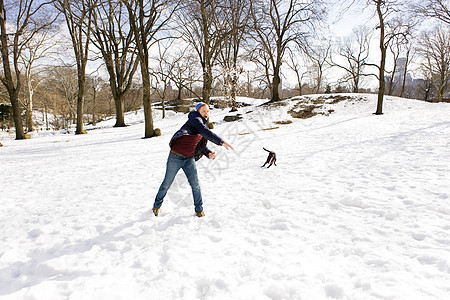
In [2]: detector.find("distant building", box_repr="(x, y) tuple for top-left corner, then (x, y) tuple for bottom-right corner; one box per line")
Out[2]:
(167, 82), (173, 93)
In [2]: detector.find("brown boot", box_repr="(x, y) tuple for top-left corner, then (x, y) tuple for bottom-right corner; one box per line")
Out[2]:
(152, 207), (160, 216)
(196, 211), (205, 218)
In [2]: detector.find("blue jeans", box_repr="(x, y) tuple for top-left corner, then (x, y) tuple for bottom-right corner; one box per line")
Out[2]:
(154, 152), (203, 213)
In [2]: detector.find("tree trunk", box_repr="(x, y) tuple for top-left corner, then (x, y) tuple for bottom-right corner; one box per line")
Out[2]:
(293, 68), (303, 96)
(247, 71), (252, 97)
(44, 101), (49, 130)
(1, 87), (24, 141)
(424, 86), (430, 101)
(92, 85), (96, 126)
(230, 72), (238, 111)
(25, 101), (33, 132)
(10, 90), (25, 139)
(271, 68), (281, 102)
(202, 65), (213, 105)
(375, 2), (385, 115)
(352, 80), (359, 93)
(113, 93), (126, 127)
(161, 88), (166, 119)
(315, 67), (323, 94)
(437, 86), (444, 102)
(0, 4), (24, 139)
(438, 69), (447, 102)
(141, 68), (155, 138)
(75, 71), (86, 134)
(108, 74), (127, 127)
(375, 49), (386, 115)
(25, 78), (34, 132)
(354, 64), (361, 93)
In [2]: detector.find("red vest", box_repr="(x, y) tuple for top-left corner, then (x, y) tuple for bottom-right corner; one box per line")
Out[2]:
(171, 135), (203, 158)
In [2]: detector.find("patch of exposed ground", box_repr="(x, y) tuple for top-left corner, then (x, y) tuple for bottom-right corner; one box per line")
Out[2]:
(288, 95), (367, 119)
(154, 98), (252, 114)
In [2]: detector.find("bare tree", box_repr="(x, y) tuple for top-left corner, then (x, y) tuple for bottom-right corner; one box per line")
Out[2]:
(51, 65), (78, 125)
(413, 0), (450, 24)
(153, 40), (176, 119)
(250, 0), (324, 102)
(91, 0), (139, 127)
(306, 40), (331, 94)
(34, 65), (77, 129)
(176, 0), (231, 106)
(418, 26), (450, 102)
(174, 49), (200, 101)
(122, 82), (141, 112)
(121, 0), (178, 138)
(331, 27), (371, 93)
(248, 46), (272, 96)
(85, 73), (102, 125)
(285, 47), (308, 96)
(54, 0), (98, 134)
(20, 26), (58, 132)
(218, 0), (250, 111)
(386, 35), (404, 95)
(385, 38), (416, 98)
(367, 0), (413, 114)
(165, 47), (201, 102)
(416, 73), (434, 101)
(399, 42), (415, 98)
(34, 66), (113, 129)
(0, 0), (55, 139)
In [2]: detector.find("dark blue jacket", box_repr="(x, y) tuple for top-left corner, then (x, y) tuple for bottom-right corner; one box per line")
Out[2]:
(170, 111), (224, 161)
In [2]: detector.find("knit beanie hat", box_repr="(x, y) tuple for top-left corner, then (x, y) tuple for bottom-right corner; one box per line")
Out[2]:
(195, 102), (207, 111)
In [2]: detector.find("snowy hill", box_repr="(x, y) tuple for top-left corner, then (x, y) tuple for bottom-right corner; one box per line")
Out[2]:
(1, 94), (449, 299)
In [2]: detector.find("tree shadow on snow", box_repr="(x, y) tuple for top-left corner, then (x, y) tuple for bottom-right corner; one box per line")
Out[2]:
(0, 212), (151, 296)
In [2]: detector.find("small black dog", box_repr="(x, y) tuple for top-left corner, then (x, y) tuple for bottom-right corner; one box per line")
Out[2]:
(262, 147), (277, 168)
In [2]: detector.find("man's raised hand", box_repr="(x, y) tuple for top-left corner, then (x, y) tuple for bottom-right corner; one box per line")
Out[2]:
(222, 142), (234, 150)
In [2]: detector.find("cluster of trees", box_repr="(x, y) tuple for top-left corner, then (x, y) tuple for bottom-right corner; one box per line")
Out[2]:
(0, 0), (449, 140)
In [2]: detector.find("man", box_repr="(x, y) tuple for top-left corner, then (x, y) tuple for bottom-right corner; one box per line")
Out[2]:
(153, 102), (233, 217)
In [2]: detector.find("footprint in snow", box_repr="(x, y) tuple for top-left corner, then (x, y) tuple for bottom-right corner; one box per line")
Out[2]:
(27, 229), (42, 239)
(207, 234), (222, 242)
(366, 259), (388, 268)
(260, 238), (271, 246)
(269, 222), (289, 231)
(411, 232), (427, 241)
(416, 254), (439, 266)
(323, 283), (344, 299)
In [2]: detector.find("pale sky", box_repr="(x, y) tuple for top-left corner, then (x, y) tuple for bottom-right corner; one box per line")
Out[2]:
(326, 1), (377, 38)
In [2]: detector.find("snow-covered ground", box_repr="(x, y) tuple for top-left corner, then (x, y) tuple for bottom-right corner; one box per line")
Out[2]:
(1, 94), (449, 300)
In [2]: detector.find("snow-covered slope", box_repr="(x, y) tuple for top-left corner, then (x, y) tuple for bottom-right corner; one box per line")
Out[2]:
(1, 95), (449, 299)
